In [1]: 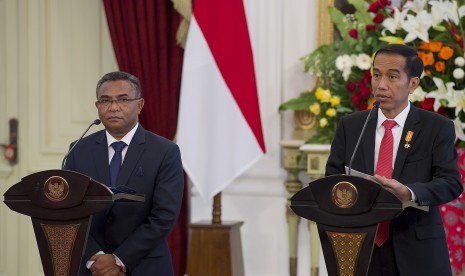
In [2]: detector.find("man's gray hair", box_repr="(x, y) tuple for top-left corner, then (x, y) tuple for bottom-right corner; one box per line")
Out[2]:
(96, 71), (142, 98)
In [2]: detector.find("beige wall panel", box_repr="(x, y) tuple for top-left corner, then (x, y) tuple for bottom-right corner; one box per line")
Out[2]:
(0, 0), (116, 275)
(0, 0), (21, 275)
(28, 0), (113, 172)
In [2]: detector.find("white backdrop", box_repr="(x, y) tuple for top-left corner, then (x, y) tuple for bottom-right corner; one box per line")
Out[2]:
(0, 0), (325, 275)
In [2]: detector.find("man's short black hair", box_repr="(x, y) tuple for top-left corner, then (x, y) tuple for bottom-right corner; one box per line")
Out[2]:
(96, 71), (142, 98)
(373, 44), (424, 78)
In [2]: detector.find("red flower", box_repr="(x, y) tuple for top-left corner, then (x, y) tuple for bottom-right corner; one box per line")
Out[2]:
(352, 93), (363, 105)
(357, 80), (367, 88)
(379, 0), (391, 6)
(368, 1), (381, 13)
(360, 87), (372, 98)
(358, 102), (368, 111)
(373, 13), (384, 24)
(347, 81), (356, 92)
(349, 29), (359, 39)
(366, 25), (377, 32)
(419, 98), (434, 110)
(363, 71), (372, 83)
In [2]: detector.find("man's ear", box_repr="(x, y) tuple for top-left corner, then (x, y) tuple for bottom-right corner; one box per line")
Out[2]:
(409, 77), (420, 94)
(138, 98), (145, 114)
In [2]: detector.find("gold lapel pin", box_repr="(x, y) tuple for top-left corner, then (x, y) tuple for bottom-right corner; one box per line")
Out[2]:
(404, 131), (414, 149)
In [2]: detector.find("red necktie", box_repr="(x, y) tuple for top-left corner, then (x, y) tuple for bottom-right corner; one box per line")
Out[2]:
(375, 120), (397, 247)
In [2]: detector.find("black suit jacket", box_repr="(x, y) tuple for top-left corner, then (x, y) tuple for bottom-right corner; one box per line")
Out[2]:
(64, 125), (184, 275)
(326, 104), (463, 276)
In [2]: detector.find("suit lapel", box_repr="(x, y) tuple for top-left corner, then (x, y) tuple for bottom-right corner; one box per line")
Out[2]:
(393, 105), (421, 179)
(116, 125), (146, 187)
(361, 111), (378, 175)
(93, 131), (111, 186)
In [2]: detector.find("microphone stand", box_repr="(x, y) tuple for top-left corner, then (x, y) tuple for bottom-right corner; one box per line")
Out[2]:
(348, 102), (379, 175)
(61, 119), (101, 169)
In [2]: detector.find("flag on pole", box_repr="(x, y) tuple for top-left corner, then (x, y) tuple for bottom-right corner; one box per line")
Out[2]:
(177, 0), (266, 200)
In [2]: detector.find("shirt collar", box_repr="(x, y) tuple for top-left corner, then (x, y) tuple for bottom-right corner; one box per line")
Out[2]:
(377, 102), (410, 129)
(106, 122), (139, 147)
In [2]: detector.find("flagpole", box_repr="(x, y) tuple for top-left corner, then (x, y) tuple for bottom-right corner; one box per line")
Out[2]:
(212, 192), (222, 224)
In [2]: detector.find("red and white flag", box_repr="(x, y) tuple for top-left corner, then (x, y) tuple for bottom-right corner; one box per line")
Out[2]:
(177, 0), (266, 200)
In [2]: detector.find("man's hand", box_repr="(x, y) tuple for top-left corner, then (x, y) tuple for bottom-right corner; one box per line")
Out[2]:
(89, 254), (125, 276)
(369, 175), (412, 202)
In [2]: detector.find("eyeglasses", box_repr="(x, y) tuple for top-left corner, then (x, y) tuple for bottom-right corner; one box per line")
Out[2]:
(96, 98), (141, 108)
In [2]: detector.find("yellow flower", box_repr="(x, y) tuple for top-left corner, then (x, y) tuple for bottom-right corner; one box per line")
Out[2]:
(319, 118), (328, 128)
(329, 96), (340, 107)
(309, 102), (320, 115)
(379, 36), (405, 44)
(315, 87), (331, 102)
(326, 108), (337, 117)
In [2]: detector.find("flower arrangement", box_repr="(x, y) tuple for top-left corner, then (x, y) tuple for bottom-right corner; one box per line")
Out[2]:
(280, 0), (465, 146)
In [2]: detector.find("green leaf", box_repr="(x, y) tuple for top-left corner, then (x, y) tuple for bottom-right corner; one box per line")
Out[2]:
(279, 93), (313, 111)
(328, 7), (353, 42)
(439, 98), (449, 107)
(432, 25), (447, 32)
(350, 0), (373, 25)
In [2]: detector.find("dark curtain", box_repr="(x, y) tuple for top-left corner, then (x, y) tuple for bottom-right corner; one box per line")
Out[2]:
(102, 1), (187, 275)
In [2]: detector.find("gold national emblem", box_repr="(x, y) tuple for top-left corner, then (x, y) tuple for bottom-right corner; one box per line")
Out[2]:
(331, 181), (358, 208)
(44, 176), (69, 202)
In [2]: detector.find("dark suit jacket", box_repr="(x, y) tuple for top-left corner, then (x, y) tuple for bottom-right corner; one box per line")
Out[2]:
(326, 104), (463, 276)
(64, 125), (184, 276)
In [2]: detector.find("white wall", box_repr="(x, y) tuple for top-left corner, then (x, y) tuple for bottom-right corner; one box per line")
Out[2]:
(0, 0), (322, 275)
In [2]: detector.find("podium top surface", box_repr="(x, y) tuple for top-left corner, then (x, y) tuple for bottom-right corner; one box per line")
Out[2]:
(291, 175), (403, 227)
(3, 169), (143, 220)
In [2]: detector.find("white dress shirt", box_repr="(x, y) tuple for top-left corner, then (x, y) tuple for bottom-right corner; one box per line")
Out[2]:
(374, 104), (416, 201)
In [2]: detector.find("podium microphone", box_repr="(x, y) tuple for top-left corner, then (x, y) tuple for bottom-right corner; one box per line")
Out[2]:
(61, 119), (101, 169)
(348, 101), (380, 175)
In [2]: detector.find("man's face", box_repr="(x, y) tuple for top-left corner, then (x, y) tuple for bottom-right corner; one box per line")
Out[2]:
(95, 80), (144, 139)
(371, 53), (419, 118)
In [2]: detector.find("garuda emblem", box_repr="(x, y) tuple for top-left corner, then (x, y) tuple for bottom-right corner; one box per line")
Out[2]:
(331, 181), (358, 208)
(44, 176), (69, 202)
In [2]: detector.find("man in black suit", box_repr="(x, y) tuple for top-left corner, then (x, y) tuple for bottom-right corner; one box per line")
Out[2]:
(326, 44), (463, 275)
(64, 71), (184, 275)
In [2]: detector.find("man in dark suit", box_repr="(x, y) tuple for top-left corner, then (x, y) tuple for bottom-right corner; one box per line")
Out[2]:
(326, 44), (463, 275)
(64, 71), (184, 275)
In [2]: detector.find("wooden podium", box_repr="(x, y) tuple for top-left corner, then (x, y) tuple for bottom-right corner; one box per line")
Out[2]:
(187, 193), (245, 276)
(3, 169), (143, 276)
(188, 221), (244, 276)
(291, 175), (403, 276)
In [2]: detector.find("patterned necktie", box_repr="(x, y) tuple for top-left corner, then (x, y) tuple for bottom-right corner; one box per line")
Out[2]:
(109, 141), (126, 187)
(375, 120), (397, 247)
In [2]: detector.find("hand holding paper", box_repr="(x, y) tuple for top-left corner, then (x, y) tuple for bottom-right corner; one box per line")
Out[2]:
(344, 166), (429, 212)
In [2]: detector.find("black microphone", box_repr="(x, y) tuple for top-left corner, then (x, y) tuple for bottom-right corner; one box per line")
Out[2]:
(61, 119), (101, 169)
(348, 101), (380, 175)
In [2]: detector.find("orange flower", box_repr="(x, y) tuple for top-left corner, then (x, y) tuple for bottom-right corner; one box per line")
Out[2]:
(428, 42), (442, 52)
(367, 97), (377, 109)
(425, 70), (432, 76)
(419, 41), (430, 50)
(435, 61), (446, 73)
(438, 46), (454, 60)
(418, 51), (434, 66)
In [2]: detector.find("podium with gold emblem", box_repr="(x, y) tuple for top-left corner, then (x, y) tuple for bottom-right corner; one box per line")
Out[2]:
(290, 175), (403, 276)
(3, 169), (143, 276)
